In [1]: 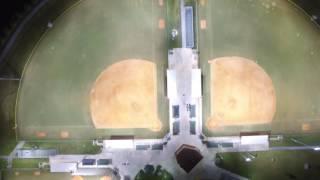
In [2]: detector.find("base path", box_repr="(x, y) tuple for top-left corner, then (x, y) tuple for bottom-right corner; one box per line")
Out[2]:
(90, 59), (162, 131)
(207, 56), (276, 129)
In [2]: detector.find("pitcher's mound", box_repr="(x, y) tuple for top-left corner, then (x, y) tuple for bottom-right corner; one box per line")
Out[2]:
(90, 59), (162, 131)
(207, 57), (276, 129)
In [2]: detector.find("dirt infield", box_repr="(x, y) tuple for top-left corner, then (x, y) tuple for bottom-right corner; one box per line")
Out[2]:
(90, 59), (162, 131)
(206, 57), (276, 129)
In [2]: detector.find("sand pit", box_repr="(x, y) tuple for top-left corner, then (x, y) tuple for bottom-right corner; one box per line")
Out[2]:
(90, 59), (162, 131)
(207, 57), (276, 129)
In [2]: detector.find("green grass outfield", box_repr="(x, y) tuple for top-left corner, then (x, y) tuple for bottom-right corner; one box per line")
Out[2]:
(12, 158), (48, 169)
(198, 0), (320, 136)
(22, 141), (101, 154)
(217, 150), (320, 180)
(16, 0), (169, 140)
(1, 170), (116, 180)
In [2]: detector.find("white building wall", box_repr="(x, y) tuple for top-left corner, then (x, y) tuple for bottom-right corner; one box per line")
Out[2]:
(191, 69), (201, 98)
(167, 70), (178, 99)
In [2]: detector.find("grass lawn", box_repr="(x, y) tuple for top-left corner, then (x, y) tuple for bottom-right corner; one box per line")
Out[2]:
(0, 159), (7, 170)
(270, 133), (320, 147)
(0, 139), (17, 156)
(217, 150), (320, 180)
(166, 0), (181, 48)
(0, 80), (18, 156)
(12, 158), (48, 169)
(23, 141), (101, 154)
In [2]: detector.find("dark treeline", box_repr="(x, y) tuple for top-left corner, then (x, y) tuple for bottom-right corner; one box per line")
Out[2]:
(0, 0), (319, 48)
(0, 0), (38, 44)
(293, 0), (320, 24)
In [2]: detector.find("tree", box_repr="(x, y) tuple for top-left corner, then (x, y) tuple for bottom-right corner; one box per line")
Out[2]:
(135, 164), (173, 180)
(0, 159), (7, 170)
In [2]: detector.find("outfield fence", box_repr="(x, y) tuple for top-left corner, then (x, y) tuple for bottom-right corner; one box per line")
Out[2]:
(0, 0), (81, 142)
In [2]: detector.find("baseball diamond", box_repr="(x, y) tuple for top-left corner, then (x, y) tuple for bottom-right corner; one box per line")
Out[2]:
(16, 0), (169, 140)
(1, 0), (320, 179)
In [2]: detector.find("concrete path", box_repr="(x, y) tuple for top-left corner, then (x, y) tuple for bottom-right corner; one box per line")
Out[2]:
(100, 48), (246, 179)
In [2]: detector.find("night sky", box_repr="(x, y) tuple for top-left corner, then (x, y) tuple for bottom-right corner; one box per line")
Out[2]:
(294, 0), (320, 24)
(0, 0), (319, 43)
(0, 0), (34, 38)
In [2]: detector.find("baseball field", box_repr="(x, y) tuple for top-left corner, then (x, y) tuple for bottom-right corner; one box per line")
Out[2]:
(199, 0), (320, 136)
(16, 0), (169, 140)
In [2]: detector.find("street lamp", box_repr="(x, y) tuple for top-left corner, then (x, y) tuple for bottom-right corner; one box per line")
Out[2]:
(291, 138), (320, 151)
(241, 152), (256, 162)
(241, 153), (254, 162)
(313, 147), (320, 151)
(245, 157), (252, 162)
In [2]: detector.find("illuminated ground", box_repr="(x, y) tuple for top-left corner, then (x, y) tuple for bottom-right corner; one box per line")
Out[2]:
(199, 0), (320, 136)
(16, 0), (169, 140)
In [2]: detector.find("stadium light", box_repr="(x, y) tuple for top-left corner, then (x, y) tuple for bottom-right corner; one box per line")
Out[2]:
(241, 153), (252, 162)
(313, 147), (320, 151)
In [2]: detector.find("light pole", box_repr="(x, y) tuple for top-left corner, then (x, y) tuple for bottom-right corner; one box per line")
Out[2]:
(290, 138), (320, 151)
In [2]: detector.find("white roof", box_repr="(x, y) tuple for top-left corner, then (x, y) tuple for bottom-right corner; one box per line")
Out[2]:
(103, 139), (134, 149)
(167, 70), (177, 99)
(191, 69), (201, 98)
(240, 135), (269, 146)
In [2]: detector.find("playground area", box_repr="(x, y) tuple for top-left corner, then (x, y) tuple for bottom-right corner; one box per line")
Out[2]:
(199, 0), (320, 136)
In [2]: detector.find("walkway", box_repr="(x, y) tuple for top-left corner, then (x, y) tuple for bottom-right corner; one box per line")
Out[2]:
(6, 141), (25, 168)
(97, 48), (245, 180)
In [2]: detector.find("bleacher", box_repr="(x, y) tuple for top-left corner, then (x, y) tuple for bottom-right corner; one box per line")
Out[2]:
(189, 121), (196, 135)
(173, 121), (180, 135)
(82, 159), (96, 166)
(173, 105), (180, 118)
(185, 6), (194, 48)
(189, 104), (196, 118)
(97, 159), (112, 166)
(136, 145), (150, 150)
